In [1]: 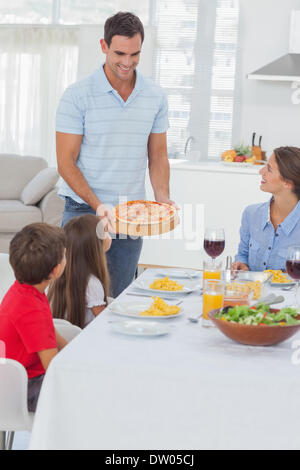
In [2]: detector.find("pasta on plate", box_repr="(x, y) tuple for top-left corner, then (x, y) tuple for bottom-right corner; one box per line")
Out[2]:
(140, 297), (181, 317)
(149, 276), (183, 292)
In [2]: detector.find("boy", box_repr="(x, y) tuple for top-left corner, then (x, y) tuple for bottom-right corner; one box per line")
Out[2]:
(0, 223), (67, 411)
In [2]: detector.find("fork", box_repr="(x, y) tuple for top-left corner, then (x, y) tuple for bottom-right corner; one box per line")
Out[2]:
(282, 285), (294, 291)
(125, 292), (183, 305)
(184, 271), (195, 280)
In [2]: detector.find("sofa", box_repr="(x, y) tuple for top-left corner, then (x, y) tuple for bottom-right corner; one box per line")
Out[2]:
(0, 154), (65, 253)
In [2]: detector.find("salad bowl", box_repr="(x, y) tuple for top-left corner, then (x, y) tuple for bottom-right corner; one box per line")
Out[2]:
(209, 307), (300, 346)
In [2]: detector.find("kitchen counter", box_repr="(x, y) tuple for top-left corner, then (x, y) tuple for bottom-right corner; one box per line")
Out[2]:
(169, 159), (263, 175)
(141, 160), (269, 270)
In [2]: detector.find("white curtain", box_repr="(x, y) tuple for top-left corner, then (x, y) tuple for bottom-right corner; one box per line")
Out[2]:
(0, 26), (79, 167)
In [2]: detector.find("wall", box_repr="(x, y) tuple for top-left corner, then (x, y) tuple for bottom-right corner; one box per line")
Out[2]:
(238, 0), (300, 156)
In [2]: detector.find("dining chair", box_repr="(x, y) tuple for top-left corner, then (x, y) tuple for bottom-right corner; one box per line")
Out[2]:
(0, 358), (34, 450)
(0, 322), (81, 450)
(53, 320), (82, 342)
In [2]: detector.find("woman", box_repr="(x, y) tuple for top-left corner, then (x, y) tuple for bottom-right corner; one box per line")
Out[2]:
(48, 214), (111, 328)
(233, 146), (300, 271)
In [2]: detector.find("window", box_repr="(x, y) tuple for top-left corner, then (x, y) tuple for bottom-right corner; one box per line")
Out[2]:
(0, 26), (78, 166)
(0, 1), (151, 165)
(0, 1), (150, 25)
(208, 0), (240, 159)
(59, 0), (149, 25)
(0, 1), (239, 163)
(153, 0), (198, 158)
(0, 1), (53, 24)
(153, 0), (240, 160)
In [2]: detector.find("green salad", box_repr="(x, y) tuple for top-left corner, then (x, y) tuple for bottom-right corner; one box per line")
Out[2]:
(215, 304), (300, 326)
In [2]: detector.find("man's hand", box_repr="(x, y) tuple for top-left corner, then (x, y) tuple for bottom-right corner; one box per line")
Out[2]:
(155, 193), (179, 210)
(232, 261), (249, 271)
(96, 204), (116, 234)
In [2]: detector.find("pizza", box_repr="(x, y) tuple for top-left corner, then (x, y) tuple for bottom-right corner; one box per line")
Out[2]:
(115, 200), (176, 225)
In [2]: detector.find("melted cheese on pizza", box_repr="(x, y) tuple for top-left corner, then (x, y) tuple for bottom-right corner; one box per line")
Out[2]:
(115, 200), (175, 224)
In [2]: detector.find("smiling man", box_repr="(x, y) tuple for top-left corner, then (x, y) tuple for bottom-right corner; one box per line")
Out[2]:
(56, 12), (173, 297)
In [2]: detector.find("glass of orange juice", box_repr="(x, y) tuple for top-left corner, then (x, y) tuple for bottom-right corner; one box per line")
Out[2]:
(202, 260), (222, 289)
(202, 279), (225, 321)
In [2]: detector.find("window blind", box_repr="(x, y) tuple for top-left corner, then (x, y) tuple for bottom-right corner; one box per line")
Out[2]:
(153, 0), (198, 158)
(153, 0), (240, 160)
(208, 0), (240, 159)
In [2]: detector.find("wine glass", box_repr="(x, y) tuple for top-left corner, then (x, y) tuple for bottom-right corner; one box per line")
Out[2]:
(203, 228), (225, 267)
(286, 246), (300, 311)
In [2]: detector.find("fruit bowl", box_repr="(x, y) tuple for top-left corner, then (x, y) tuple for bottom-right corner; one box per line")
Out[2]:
(208, 308), (300, 346)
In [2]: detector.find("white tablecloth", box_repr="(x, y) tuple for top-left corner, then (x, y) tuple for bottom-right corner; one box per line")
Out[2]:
(29, 269), (300, 450)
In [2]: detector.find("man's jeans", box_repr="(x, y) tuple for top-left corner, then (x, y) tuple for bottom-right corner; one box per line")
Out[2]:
(61, 197), (143, 298)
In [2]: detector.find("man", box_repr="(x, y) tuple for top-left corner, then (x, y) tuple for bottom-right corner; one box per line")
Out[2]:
(56, 11), (175, 297)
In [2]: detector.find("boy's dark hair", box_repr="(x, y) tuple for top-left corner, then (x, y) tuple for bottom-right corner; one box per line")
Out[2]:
(104, 11), (144, 47)
(9, 223), (66, 285)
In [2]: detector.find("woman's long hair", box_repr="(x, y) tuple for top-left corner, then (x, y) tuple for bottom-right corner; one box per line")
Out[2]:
(48, 214), (110, 328)
(274, 146), (300, 200)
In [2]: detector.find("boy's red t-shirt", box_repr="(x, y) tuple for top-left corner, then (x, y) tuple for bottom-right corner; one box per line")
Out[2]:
(0, 280), (57, 379)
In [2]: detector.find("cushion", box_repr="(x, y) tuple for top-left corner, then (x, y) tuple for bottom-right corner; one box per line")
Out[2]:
(0, 154), (48, 199)
(0, 200), (42, 233)
(20, 168), (59, 205)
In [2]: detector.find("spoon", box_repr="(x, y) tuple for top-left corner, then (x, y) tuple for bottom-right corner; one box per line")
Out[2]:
(251, 293), (284, 307)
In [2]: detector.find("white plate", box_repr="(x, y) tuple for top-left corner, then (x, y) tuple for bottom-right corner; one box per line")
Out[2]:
(111, 320), (171, 337)
(108, 301), (183, 319)
(271, 281), (296, 288)
(268, 273), (296, 288)
(156, 269), (201, 279)
(133, 279), (199, 295)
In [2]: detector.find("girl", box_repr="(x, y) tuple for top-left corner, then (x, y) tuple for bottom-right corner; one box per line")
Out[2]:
(233, 146), (300, 271)
(48, 214), (111, 328)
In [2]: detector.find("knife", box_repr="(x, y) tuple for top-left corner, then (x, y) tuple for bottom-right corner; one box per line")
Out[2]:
(125, 292), (181, 302)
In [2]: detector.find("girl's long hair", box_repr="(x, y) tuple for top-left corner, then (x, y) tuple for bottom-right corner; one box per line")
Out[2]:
(48, 214), (110, 328)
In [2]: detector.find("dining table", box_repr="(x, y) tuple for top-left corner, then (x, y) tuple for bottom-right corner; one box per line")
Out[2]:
(29, 268), (300, 450)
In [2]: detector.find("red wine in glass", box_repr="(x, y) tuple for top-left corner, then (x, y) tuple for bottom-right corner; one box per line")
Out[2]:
(204, 239), (225, 259)
(286, 246), (300, 311)
(286, 260), (300, 280)
(203, 228), (225, 266)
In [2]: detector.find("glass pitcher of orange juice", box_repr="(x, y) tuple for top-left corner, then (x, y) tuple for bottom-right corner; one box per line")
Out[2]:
(202, 279), (225, 320)
(223, 284), (252, 308)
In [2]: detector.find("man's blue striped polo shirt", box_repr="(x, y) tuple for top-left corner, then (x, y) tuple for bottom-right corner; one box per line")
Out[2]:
(56, 65), (169, 208)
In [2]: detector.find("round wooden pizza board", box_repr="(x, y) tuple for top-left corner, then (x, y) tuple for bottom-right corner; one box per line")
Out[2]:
(115, 212), (180, 237)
